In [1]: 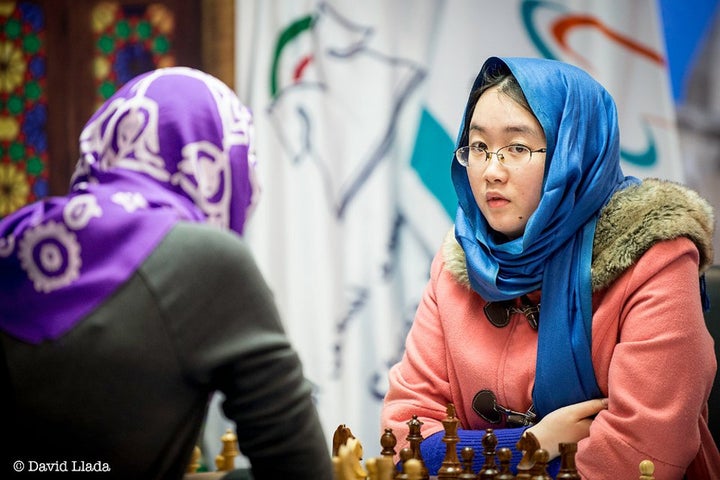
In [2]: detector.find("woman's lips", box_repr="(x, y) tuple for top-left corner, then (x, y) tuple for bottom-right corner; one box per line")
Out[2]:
(486, 192), (509, 208)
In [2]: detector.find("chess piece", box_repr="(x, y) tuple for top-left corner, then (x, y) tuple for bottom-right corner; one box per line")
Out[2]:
(215, 428), (240, 471)
(458, 447), (478, 480)
(332, 456), (343, 480)
(478, 429), (499, 479)
(366, 457), (378, 480)
(380, 427), (397, 458)
(186, 445), (202, 473)
(406, 415), (430, 479)
(515, 430), (541, 480)
(405, 459), (423, 480)
(639, 460), (655, 480)
(215, 428), (240, 472)
(495, 447), (514, 480)
(530, 449), (551, 480)
(337, 437), (368, 480)
(556, 442), (580, 480)
(438, 403), (463, 479)
(397, 448), (415, 480)
(333, 424), (356, 456)
(376, 455), (396, 480)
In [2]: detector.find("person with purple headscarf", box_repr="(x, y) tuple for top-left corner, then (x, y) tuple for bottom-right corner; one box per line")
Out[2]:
(381, 57), (719, 478)
(0, 67), (333, 479)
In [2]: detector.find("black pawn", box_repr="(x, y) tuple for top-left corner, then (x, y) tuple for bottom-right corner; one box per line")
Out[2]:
(495, 448), (514, 480)
(458, 447), (478, 479)
(381, 427), (397, 458)
(478, 429), (499, 479)
(397, 447), (414, 480)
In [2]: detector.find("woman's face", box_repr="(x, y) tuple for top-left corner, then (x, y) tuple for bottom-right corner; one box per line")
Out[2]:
(466, 86), (547, 240)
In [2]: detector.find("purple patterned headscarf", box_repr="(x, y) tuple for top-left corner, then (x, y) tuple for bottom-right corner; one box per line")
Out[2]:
(0, 67), (259, 344)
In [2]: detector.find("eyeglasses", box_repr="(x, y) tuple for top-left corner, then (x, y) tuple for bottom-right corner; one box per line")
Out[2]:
(455, 144), (547, 168)
(472, 389), (537, 427)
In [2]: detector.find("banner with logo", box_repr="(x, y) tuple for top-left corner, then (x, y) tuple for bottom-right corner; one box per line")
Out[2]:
(212, 0), (680, 455)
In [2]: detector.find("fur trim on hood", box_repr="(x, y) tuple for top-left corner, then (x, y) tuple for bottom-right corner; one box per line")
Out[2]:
(443, 179), (715, 292)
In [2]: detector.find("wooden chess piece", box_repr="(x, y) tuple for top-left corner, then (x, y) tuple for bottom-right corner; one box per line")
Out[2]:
(366, 457), (378, 480)
(406, 416), (424, 458)
(438, 403), (463, 479)
(458, 447), (478, 480)
(639, 460), (655, 480)
(405, 459), (423, 480)
(495, 447), (514, 480)
(556, 442), (580, 480)
(406, 415), (430, 480)
(331, 455), (343, 480)
(478, 428), (499, 479)
(515, 430), (541, 480)
(529, 449), (552, 480)
(380, 427), (397, 458)
(376, 455), (396, 480)
(397, 448), (414, 480)
(333, 424), (356, 456)
(337, 437), (368, 480)
(186, 445), (202, 473)
(215, 428), (239, 471)
(374, 426), (397, 480)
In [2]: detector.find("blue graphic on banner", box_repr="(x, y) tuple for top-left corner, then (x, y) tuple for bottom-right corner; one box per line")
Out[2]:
(409, 107), (457, 219)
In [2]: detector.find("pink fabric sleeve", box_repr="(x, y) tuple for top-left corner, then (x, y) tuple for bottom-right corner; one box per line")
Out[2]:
(577, 238), (718, 479)
(381, 250), (452, 453)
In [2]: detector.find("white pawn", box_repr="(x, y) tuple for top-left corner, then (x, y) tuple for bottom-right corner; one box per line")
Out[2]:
(404, 459), (422, 480)
(366, 457), (378, 480)
(639, 460), (655, 480)
(376, 456), (396, 480)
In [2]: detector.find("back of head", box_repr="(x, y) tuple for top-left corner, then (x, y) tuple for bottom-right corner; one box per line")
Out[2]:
(74, 66), (259, 233)
(0, 67), (258, 344)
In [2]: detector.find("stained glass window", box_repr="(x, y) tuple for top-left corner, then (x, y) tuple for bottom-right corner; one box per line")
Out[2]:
(91, 2), (176, 109)
(0, 1), (47, 217)
(0, 1), (182, 218)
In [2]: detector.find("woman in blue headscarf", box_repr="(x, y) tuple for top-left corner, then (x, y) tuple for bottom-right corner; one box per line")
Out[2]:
(382, 57), (719, 478)
(0, 67), (333, 479)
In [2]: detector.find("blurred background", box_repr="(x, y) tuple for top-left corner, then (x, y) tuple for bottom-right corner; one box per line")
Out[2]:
(1, 0), (717, 468)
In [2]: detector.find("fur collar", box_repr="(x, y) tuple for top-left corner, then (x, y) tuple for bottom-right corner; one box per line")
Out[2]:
(443, 179), (715, 292)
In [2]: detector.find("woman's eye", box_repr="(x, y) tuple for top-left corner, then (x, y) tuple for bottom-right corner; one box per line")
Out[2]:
(508, 144), (529, 154)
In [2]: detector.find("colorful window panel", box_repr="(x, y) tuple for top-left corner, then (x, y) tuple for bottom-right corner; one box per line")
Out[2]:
(0, 1), (48, 217)
(91, 2), (176, 109)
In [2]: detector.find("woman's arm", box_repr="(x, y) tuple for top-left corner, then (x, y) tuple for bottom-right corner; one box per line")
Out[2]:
(576, 238), (716, 479)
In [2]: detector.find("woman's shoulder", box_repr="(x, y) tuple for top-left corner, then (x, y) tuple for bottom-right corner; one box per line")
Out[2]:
(142, 221), (258, 282)
(439, 228), (471, 289)
(163, 222), (251, 257)
(440, 178), (714, 293)
(592, 178), (714, 291)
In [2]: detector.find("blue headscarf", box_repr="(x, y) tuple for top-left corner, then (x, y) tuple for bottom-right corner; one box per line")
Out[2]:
(452, 57), (638, 417)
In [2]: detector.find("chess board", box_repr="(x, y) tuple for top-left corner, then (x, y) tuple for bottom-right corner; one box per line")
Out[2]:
(331, 403), (656, 480)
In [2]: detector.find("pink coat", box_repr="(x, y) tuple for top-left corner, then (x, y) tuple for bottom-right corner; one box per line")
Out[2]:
(382, 236), (719, 479)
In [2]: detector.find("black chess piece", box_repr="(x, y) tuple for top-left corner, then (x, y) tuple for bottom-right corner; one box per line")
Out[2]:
(556, 442), (580, 480)
(458, 447), (478, 480)
(405, 417), (429, 480)
(478, 429), (499, 479)
(438, 404), (463, 479)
